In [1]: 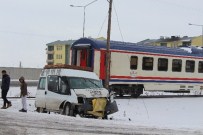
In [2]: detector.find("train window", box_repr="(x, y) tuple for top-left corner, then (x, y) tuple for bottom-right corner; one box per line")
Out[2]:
(158, 58), (168, 71)
(172, 59), (182, 72)
(130, 56), (138, 70)
(186, 60), (195, 73)
(142, 57), (153, 70)
(198, 61), (203, 73)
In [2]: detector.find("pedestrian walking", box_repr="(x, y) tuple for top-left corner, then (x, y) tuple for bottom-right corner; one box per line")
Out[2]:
(19, 76), (27, 112)
(1, 70), (12, 109)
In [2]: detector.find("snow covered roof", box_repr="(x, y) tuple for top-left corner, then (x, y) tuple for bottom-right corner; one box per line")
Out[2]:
(40, 68), (99, 80)
(47, 40), (75, 46)
(72, 38), (203, 57)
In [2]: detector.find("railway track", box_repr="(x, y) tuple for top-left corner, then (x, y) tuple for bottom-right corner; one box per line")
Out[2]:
(115, 94), (203, 99)
(6, 94), (203, 99)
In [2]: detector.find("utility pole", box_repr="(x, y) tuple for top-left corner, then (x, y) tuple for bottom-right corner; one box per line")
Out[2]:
(105, 0), (113, 89)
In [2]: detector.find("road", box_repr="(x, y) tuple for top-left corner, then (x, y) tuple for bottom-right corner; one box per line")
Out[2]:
(0, 110), (202, 135)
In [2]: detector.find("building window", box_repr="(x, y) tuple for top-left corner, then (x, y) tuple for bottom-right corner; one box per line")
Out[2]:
(130, 56), (138, 70)
(142, 57), (153, 70)
(57, 46), (62, 50)
(48, 46), (54, 51)
(198, 61), (203, 73)
(158, 58), (168, 71)
(56, 54), (62, 59)
(160, 43), (167, 47)
(172, 59), (182, 72)
(48, 54), (53, 60)
(186, 60), (195, 72)
(182, 42), (191, 46)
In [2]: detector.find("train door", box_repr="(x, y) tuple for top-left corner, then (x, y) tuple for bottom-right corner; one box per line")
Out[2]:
(80, 49), (87, 67)
(71, 46), (92, 68)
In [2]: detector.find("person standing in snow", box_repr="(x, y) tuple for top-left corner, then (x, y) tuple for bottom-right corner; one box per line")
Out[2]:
(19, 76), (28, 112)
(1, 70), (12, 109)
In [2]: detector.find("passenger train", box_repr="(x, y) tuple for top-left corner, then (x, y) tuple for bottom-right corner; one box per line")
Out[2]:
(71, 38), (203, 97)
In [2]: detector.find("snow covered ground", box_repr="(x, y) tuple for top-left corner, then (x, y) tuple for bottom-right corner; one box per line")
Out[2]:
(0, 87), (203, 134)
(6, 86), (37, 97)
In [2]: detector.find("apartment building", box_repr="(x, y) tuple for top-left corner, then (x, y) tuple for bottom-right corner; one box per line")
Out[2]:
(138, 35), (203, 48)
(46, 40), (75, 65)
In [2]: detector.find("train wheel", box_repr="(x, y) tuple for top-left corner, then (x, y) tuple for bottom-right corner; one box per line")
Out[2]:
(131, 93), (141, 98)
(119, 89), (124, 97)
(131, 89), (142, 98)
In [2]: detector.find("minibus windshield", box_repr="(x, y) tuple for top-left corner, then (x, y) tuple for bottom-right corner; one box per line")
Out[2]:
(63, 77), (103, 89)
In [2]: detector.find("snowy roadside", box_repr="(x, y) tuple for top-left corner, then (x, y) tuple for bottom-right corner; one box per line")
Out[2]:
(0, 97), (203, 134)
(0, 108), (202, 135)
(5, 87), (203, 98)
(0, 87), (203, 134)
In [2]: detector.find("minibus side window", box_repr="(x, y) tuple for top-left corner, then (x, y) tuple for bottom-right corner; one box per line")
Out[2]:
(38, 77), (46, 90)
(59, 77), (71, 95)
(48, 76), (59, 93)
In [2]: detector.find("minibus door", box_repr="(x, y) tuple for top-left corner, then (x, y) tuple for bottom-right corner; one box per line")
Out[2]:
(46, 76), (71, 110)
(35, 77), (46, 108)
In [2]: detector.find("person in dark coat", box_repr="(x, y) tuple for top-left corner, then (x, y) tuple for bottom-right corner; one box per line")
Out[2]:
(1, 70), (12, 109)
(19, 76), (28, 112)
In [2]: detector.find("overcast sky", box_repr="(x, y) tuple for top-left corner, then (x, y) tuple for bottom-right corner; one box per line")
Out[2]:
(0, 0), (203, 68)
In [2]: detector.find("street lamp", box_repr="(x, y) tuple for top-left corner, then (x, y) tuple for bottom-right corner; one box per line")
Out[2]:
(189, 23), (203, 47)
(70, 0), (98, 38)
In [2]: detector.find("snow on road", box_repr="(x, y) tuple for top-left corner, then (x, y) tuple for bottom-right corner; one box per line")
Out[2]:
(112, 98), (203, 132)
(0, 97), (203, 135)
(0, 87), (203, 134)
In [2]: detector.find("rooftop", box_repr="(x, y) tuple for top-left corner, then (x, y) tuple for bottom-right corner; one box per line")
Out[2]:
(72, 38), (203, 57)
(46, 40), (75, 46)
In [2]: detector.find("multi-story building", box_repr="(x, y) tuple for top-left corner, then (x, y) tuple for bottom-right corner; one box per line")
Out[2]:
(157, 36), (192, 47)
(138, 35), (203, 48)
(46, 40), (75, 65)
(191, 35), (203, 46)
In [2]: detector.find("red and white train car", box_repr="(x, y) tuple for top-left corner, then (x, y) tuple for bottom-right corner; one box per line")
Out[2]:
(71, 38), (203, 97)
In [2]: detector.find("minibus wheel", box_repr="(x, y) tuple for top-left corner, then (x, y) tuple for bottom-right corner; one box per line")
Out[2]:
(64, 103), (73, 116)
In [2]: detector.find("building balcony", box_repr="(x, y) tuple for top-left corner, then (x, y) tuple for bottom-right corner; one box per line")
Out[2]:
(46, 50), (54, 54)
(46, 59), (54, 63)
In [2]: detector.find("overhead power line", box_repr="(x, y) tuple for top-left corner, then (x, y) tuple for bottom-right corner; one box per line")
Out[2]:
(113, 2), (124, 42)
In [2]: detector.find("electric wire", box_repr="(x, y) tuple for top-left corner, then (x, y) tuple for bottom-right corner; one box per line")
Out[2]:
(97, 13), (108, 38)
(113, 2), (124, 42)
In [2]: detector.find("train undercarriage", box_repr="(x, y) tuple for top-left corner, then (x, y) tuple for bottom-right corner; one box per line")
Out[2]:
(110, 84), (144, 98)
